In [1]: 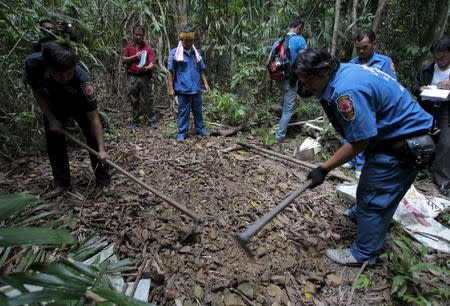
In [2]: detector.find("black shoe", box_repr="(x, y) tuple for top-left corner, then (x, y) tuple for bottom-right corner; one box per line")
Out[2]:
(100, 183), (114, 197)
(149, 120), (158, 129)
(43, 185), (69, 200)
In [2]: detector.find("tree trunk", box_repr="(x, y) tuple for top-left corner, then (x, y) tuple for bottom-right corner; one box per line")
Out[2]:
(425, 0), (449, 49)
(331, 0), (341, 56)
(439, 4), (450, 38)
(371, 0), (389, 32)
(416, 0), (450, 65)
(173, 0), (187, 28)
(351, 0), (358, 57)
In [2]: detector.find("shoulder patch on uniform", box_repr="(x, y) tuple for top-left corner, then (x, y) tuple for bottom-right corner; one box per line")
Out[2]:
(337, 95), (355, 121)
(81, 82), (96, 101)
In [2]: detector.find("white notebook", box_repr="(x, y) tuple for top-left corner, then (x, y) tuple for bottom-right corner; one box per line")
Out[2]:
(420, 85), (450, 101)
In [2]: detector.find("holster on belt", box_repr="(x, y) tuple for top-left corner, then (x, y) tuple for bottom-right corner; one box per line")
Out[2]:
(371, 132), (436, 169)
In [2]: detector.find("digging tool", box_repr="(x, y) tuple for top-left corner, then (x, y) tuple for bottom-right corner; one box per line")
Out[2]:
(63, 130), (203, 224)
(237, 142), (353, 182)
(236, 180), (312, 257)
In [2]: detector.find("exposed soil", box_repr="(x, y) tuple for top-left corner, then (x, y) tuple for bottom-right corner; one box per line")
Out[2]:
(1, 81), (448, 305)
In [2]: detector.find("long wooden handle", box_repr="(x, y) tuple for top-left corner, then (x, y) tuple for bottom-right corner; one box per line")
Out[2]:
(236, 180), (312, 247)
(238, 142), (353, 182)
(63, 131), (203, 223)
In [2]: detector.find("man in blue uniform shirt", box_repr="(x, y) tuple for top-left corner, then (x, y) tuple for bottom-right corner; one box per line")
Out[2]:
(167, 25), (210, 141)
(294, 47), (433, 265)
(270, 16), (307, 140)
(25, 41), (112, 198)
(349, 29), (397, 79)
(345, 29), (398, 175)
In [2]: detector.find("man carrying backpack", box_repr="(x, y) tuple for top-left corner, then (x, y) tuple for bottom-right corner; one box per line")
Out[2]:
(268, 16), (307, 140)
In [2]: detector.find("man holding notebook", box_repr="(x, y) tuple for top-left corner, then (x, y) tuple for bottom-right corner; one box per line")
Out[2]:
(122, 25), (157, 129)
(413, 36), (450, 196)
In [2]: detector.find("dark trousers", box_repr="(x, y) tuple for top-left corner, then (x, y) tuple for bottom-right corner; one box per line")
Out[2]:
(127, 74), (155, 122)
(43, 111), (110, 187)
(433, 103), (450, 187)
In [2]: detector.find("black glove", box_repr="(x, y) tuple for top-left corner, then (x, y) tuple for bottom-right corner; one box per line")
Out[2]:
(307, 166), (329, 188)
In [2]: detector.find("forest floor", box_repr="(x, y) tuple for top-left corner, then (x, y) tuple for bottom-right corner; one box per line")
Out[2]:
(1, 85), (448, 305)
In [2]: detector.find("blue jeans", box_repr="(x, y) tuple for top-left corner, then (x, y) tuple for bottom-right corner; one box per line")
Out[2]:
(349, 152), (417, 263)
(177, 93), (207, 139)
(275, 79), (298, 139)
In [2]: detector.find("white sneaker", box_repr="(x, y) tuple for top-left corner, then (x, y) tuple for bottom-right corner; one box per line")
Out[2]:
(341, 162), (353, 169)
(325, 248), (360, 265)
(334, 206), (350, 216)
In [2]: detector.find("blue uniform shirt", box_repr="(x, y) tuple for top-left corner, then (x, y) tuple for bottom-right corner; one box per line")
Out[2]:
(349, 51), (397, 80)
(25, 52), (97, 114)
(320, 64), (432, 147)
(168, 48), (206, 95)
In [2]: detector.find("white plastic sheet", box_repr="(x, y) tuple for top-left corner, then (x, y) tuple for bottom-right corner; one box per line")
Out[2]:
(337, 183), (450, 253)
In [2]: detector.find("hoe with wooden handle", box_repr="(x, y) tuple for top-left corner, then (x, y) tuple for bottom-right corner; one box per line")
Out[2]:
(63, 130), (203, 227)
(236, 180), (312, 257)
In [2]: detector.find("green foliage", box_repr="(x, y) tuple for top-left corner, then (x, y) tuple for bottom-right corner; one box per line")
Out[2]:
(294, 99), (324, 120)
(0, 192), (36, 221)
(0, 192), (76, 247)
(313, 125), (342, 161)
(1, 0), (445, 160)
(162, 121), (178, 138)
(261, 131), (276, 147)
(381, 231), (450, 305)
(246, 124), (276, 146)
(436, 211), (450, 226)
(1, 259), (155, 305)
(0, 192), (154, 305)
(353, 274), (373, 289)
(0, 227), (76, 247)
(204, 89), (247, 125)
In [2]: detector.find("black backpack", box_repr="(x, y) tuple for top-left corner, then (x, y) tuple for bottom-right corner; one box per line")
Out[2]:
(267, 34), (295, 80)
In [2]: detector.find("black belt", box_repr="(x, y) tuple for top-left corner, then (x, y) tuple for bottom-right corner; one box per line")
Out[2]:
(369, 130), (429, 155)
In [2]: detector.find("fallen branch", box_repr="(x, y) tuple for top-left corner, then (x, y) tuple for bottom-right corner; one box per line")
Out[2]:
(211, 123), (245, 137)
(237, 142), (353, 182)
(288, 116), (324, 127)
(130, 247), (148, 298)
(346, 260), (369, 306)
(220, 145), (241, 153)
(205, 121), (227, 127)
(305, 122), (323, 131)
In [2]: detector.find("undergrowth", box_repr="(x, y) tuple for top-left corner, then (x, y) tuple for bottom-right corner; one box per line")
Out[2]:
(380, 224), (450, 305)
